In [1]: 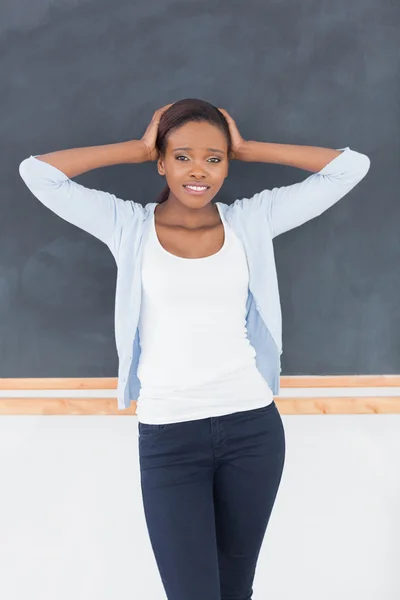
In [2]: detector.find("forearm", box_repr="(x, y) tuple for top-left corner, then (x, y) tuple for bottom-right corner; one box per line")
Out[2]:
(238, 141), (342, 172)
(36, 139), (148, 179)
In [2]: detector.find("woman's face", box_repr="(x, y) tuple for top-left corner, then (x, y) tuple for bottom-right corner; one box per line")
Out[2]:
(157, 121), (229, 209)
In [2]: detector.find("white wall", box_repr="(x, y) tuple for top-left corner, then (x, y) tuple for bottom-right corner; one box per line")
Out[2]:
(0, 392), (399, 600)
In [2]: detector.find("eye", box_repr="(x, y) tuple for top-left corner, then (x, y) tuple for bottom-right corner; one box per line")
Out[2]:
(175, 156), (221, 163)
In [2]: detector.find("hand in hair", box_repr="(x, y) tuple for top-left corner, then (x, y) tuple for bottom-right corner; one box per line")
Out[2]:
(141, 103), (174, 161)
(218, 107), (247, 160)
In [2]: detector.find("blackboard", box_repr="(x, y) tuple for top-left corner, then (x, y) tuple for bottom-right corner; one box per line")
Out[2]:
(2, 0), (398, 380)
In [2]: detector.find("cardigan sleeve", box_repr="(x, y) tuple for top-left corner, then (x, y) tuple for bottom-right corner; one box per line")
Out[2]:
(18, 155), (137, 256)
(253, 146), (371, 239)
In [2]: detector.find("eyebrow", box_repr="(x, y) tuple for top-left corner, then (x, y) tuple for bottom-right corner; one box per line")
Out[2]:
(172, 147), (225, 155)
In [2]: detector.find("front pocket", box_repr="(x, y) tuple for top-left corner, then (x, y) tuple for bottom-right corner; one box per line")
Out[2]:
(138, 422), (167, 437)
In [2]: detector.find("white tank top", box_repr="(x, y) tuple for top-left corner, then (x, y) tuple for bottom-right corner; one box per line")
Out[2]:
(135, 205), (273, 424)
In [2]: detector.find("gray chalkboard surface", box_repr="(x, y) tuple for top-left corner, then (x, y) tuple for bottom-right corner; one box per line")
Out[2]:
(2, 0), (398, 380)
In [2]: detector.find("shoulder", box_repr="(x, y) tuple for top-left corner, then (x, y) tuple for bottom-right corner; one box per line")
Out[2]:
(217, 191), (271, 218)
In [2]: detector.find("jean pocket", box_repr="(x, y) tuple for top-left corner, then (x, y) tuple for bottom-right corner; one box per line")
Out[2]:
(138, 422), (167, 437)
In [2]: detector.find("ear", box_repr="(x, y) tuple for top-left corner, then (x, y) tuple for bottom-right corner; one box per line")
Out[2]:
(157, 155), (165, 176)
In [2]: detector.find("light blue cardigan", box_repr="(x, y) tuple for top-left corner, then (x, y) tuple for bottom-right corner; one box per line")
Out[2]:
(19, 147), (370, 409)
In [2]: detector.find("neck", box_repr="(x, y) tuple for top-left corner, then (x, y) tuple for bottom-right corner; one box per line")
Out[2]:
(155, 199), (219, 229)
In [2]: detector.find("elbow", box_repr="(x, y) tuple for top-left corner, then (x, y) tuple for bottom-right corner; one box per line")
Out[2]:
(361, 153), (371, 172)
(18, 158), (32, 185)
(359, 154), (371, 179)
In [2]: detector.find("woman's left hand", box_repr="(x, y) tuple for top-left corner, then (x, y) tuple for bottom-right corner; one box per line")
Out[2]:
(218, 107), (248, 160)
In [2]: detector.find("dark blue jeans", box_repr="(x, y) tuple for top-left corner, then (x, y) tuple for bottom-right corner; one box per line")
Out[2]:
(138, 400), (286, 600)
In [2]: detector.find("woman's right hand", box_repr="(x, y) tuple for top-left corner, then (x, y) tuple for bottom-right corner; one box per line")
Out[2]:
(140, 103), (174, 161)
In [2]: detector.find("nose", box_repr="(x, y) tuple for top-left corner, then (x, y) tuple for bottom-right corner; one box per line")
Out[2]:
(188, 171), (207, 180)
(188, 162), (208, 180)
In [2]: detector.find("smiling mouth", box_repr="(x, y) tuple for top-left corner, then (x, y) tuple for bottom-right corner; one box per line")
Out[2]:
(183, 184), (210, 194)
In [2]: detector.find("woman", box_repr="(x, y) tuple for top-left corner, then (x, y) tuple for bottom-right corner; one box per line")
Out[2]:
(19, 98), (370, 599)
